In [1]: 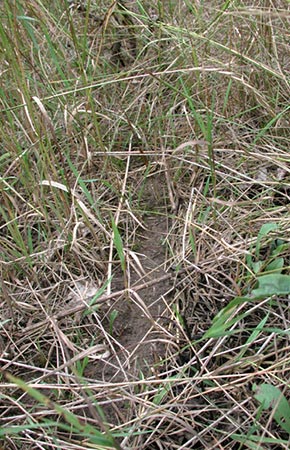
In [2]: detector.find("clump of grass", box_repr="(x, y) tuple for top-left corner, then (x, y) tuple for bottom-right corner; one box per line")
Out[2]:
(0, 1), (289, 449)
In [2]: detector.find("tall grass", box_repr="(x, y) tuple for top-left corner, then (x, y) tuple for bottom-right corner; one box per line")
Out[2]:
(0, 1), (289, 449)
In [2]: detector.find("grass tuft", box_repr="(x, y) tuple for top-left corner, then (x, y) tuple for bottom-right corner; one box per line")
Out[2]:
(1, 1), (289, 449)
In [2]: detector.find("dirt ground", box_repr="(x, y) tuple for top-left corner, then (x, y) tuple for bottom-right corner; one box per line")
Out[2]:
(82, 174), (178, 422)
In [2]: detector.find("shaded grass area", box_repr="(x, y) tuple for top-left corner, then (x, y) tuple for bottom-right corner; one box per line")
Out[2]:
(0, 1), (289, 449)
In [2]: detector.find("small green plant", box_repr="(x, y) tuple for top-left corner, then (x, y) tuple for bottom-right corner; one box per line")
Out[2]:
(232, 384), (290, 448)
(203, 273), (290, 340)
(203, 222), (290, 340)
(253, 383), (290, 435)
(246, 222), (287, 277)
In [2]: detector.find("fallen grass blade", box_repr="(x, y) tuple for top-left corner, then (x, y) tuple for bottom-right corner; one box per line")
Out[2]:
(5, 374), (120, 449)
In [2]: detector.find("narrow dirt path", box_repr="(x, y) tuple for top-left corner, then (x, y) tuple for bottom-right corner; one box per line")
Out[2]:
(90, 176), (175, 386)
(82, 175), (178, 430)
(116, 214), (173, 373)
(100, 219), (173, 380)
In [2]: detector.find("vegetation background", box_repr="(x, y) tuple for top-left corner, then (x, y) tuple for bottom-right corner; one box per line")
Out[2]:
(0, 0), (289, 449)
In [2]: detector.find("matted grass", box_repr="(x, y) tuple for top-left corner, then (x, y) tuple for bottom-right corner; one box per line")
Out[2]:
(0, 1), (289, 449)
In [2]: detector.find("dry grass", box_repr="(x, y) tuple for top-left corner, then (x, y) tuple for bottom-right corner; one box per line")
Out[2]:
(0, 1), (289, 449)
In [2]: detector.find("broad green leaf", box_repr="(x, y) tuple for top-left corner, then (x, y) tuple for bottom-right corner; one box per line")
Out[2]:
(265, 258), (284, 273)
(255, 223), (279, 256)
(272, 242), (289, 256)
(251, 274), (290, 298)
(253, 383), (290, 434)
(251, 261), (263, 274)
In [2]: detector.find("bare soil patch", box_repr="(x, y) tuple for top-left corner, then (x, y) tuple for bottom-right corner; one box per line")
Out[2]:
(83, 174), (177, 424)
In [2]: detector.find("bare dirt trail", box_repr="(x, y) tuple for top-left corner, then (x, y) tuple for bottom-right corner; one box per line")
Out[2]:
(113, 214), (173, 375)
(98, 221), (172, 382)
(88, 175), (176, 389)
